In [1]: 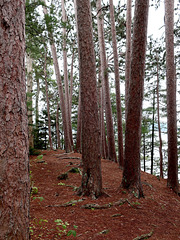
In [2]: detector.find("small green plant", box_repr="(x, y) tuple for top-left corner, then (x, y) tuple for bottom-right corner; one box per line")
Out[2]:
(33, 196), (44, 202)
(34, 218), (48, 227)
(31, 186), (38, 195)
(29, 226), (34, 235)
(55, 219), (77, 237)
(37, 154), (43, 160)
(58, 182), (66, 186)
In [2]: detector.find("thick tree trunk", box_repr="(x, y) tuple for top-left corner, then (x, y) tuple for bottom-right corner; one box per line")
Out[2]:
(76, 0), (102, 198)
(0, 1), (30, 238)
(109, 0), (124, 167)
(44, 48), (53, 150)
(43, 0), (71, 152)
(121, 0), (149, 197)
(26, 54), (34, 149)
(97, 0), (117, 162)
(156, 56), (163, 179)
(125, 0), (132, 119)
(164, 0), (179, 193)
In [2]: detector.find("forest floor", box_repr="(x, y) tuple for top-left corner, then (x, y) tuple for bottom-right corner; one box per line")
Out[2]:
(30, 150), (180, 240)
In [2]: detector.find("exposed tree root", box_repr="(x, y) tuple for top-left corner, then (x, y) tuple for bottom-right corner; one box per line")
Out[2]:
(47, 198), (85, 207)
(81, 198), (129, 209)
(133, 230), (153, 240)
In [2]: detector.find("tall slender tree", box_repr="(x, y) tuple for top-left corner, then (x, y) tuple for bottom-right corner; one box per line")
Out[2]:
(26, 54), (34, 149)
(97, 0), (117, 162)
(61, 0), (73, 148)
(43, 46), (53, 150)
(156, 55), (164, 179)
(43, 0), (71, 152)
(164, 0), (179, 193)
(121, 0), (149, 197)
(0, 1), (30, 238)
(109, 0), (124, 167)
(76, 0), (102, 198)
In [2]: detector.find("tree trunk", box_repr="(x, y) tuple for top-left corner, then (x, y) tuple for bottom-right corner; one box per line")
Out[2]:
(164, 0), (179, 193)
(150, 89), (155, 175)
(43, 0), (71, 152)
(69, 48), (75, 114)
(121, 0), (149, 197)
(56, 103), (61, 149)
(76, 0), (102, 198)
(156, 55), (163, 179)
(44, 47), (53, 150)
(99, 77), (107, 159)
(109, 0), (124, 167)
(125, 0), (132, 119)
(26, 54), (34, 149)
(75, 92), (82, 152)
(96, 0), (117, 162)
(61, 0), (73, 148)
(0, 1), (30, 238)
(35, 71), (40, 148)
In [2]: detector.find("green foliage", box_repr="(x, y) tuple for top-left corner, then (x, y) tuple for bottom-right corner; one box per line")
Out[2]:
(33, 196), (44, 202)
(31, 186), (38, 195)
(55, 219), (78, 237)
(37, 154), (43, 160)
(34, 218), (48, 226)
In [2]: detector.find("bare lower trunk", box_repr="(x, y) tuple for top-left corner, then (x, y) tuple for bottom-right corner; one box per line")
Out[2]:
(76, 0), (102, 198)
(150, 89), (155, 175)
(75, 92), (82, 152)
(156, 56), (163, 178)
(97, 0), (117, 162)
(43, 0), (71, 152)
(0, 1), (30, 238)
(61, 0), (73, 149)
(56, 103), (61, 149)
(44, 48), (53, 150)
(26, 54), (34, 149)
(109, 0), (124, 167)
(121, 0), (149, 197)
(165, 0), (179, 193)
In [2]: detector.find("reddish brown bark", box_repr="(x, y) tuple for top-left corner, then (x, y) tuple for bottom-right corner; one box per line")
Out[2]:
(61, 0), (73, 148)
(0, 1), (30, 238)
(125, 0), (132, 119)
(109, 0), (124, 167)
(43, 0), (71, 152)
(26, 54), (34, 149)
(165, 0), (179, 193)
(156, 55), (163, 179)
(121, 0), (149, 197)
(56, 103), (61, 149)
(44, 47), (53, 150)
(76, 0), (102, 198)
(75, 92), (82, 152)
(97, 0), (117, 162)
